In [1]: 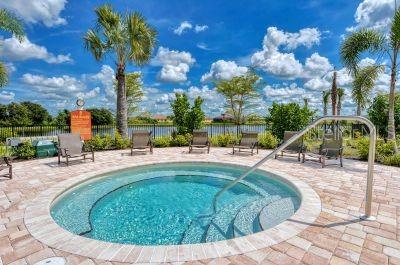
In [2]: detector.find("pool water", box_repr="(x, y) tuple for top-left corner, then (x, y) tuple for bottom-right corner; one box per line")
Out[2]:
(51, 163), (300, 245)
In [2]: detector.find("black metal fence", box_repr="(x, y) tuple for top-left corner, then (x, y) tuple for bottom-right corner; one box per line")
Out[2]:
(0, 122), (371, 143)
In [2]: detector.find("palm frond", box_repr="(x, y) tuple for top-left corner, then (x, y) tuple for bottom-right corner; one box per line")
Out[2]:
(352, 65), (385, 109)
(391, 7), (400, 50)
(83, 29), (105, 61)
(322, 91), (331, 104)
(126, 12), (157, 65)
(95, 4), (120, 32)
(340, 29), (385, 74)
(0, 8), (24, 41)
(0, 61), (9, 88)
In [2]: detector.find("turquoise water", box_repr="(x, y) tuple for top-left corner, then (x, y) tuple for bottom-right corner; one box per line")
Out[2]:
(51, 163), (300, 245)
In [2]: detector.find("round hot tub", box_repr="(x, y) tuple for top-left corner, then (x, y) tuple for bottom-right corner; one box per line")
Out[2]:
(51, 162), (301, 246)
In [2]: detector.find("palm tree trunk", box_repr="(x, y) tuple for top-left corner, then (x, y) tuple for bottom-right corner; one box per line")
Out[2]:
(323, 105), (327, 116)
(356, 103), (361, 116)
(388, 59), (397, 141)
(337, 99), (341, 115)
(331, 71), (337, 116)
(116, 65), (128, 138)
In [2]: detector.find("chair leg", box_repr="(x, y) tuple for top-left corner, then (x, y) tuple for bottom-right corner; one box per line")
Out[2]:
(321, 156), (325, 168)
(150, 146), (153, 154)
(66, 157), (69, 166)
(340, 155), (343, 167)
(297, 152), (300, 162)
(9, 165), (12, 179)
(301, 153), (305, 163)
(207, 145), (210, 154)
(92, 152), (95, 162)
(58, 153), (61, 164)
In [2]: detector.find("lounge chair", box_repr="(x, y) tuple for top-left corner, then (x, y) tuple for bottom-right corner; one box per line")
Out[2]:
(57, 133), (94, 166)
(0, 157), (12, 179)
(131, 130), (153, 155)
(232, 131), (259, 155)
(274, 131), (305, 161)
(302, 134), (343, 167)
(189, 130), (210, 153)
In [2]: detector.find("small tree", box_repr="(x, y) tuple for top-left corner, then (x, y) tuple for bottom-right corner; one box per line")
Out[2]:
(53, 109), (71, 127)
(331, 71), (338, 115)
(171, 93), (190, 134)
(216, 72), (260, 124)
(185, 96), (205, 133)
(368, 94), (400, 137)
(125, 72), (144, 116)
(267, 102), (315, 139)
(7, 102), (31, 126)
(21, 101), (52, 125)
(87, 108), (114, 125)
(171, 93), (205, 134)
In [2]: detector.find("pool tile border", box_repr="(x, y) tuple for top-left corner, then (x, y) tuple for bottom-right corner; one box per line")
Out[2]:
(23, 159), (321, 263)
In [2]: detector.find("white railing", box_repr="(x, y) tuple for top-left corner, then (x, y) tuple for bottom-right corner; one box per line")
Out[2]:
(212, 116), (377, 220)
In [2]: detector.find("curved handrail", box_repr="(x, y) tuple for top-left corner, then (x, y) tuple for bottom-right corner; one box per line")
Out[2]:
(212, 115), (377, 220)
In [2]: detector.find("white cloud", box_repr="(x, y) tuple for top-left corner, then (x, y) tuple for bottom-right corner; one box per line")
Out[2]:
(303, 53), (333, 78)
(0, 36), (72, 64)
(194, 24), (208, 33)
(77, 87), (100, 99)
(0, 0), (67, 27)
(153, 47), (195, 83)
(4, 62), (16, 74)
(88, 65), (115, 98)
(21, 73), (85, 100)
(0, 91), (15, 101)
(251, 27), (322, 79)
(201, 60), (248, 83)
(346, 0), (394, 32)
(196, 42), (210, 50)
(173, 21), (192, 35)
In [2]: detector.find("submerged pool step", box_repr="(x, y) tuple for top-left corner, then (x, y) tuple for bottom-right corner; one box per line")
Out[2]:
(259, 197), (300, 230)
(232, 197), (277, 237)
(180, 215), (212, 244)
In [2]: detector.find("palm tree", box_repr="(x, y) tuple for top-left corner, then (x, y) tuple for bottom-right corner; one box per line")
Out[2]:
(352, 65), (384, 116)
(337, 88), (345, 115)
(84, 4), (157, 138)
(0, 8), (25, 87)
(331, 70), (338, 115)
(322, 91), (330, 116)
(340, 7), (400, 142)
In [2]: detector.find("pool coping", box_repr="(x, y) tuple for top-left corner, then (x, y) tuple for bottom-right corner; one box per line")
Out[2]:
(24, 160), (321, 263)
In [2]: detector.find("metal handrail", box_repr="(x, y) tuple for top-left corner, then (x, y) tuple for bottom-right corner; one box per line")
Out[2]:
(212, 115), (377, 220)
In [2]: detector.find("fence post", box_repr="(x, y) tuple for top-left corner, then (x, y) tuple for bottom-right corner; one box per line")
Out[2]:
(11, 126), (15, 137)
(223, 123), (226, 135)
(153, 123), (156, 138)
(210, 123), (213, 137)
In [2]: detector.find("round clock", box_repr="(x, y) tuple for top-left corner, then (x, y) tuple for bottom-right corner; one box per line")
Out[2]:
(76, 98), (85, 108)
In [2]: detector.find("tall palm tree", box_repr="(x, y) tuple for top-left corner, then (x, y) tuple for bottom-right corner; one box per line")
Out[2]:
(322, 91), (331, 116)
(337, 88), (345, 115)
(352, 65), (384, 116)
(340, 7), (400, 143)
(0, 8), (25, 87)
(331, 70), (338, 115)
(84, 4), (157, 138)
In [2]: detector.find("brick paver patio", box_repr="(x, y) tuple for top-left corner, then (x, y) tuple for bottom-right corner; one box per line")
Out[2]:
(0, 147), (399, 265)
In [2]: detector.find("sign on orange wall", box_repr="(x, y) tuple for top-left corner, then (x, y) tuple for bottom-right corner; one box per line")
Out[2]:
(70, 110), (92, 140)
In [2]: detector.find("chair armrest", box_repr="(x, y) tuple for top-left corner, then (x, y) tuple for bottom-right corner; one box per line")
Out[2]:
(3, 157), (12, 166)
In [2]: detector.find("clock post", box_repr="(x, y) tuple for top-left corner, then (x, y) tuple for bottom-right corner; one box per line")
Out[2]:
(70, 98), (92, 140)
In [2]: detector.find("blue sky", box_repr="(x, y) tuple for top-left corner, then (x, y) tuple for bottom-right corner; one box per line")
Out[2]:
(0, 0), (395, 117)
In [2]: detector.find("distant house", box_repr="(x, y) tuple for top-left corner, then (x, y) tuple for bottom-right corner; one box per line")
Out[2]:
(152, 114), (168, 122)
(212, 113), (234, 123)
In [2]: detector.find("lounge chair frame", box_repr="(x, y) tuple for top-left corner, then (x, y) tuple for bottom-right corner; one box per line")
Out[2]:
(274, 131), (305, 161)
(189, 130), (210, 153)
(0, 157), (12, 179)
(302, 134), (343, 168)
(232, 131), (259, 155)
(57, 133), (94, 166)
(131, 130), (154, 155)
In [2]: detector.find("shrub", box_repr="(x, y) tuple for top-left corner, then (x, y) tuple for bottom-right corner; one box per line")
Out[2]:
(114, 132), (130, 149)
(355, 137), (370, 160)
(154, 136), (171, 147)
(382, 153), (400, 166)
(171, 134), (190, 146)
(15, 141), (35, 159)
(258, 131), (278, 149)
(211, 134), (237, 147)
(102, 134), (114, 149)
(355, 137), (396, 161)
(87, 134), (106, 151)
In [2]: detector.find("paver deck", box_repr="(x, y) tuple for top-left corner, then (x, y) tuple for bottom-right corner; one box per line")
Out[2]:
(0, 147), (399, 265)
